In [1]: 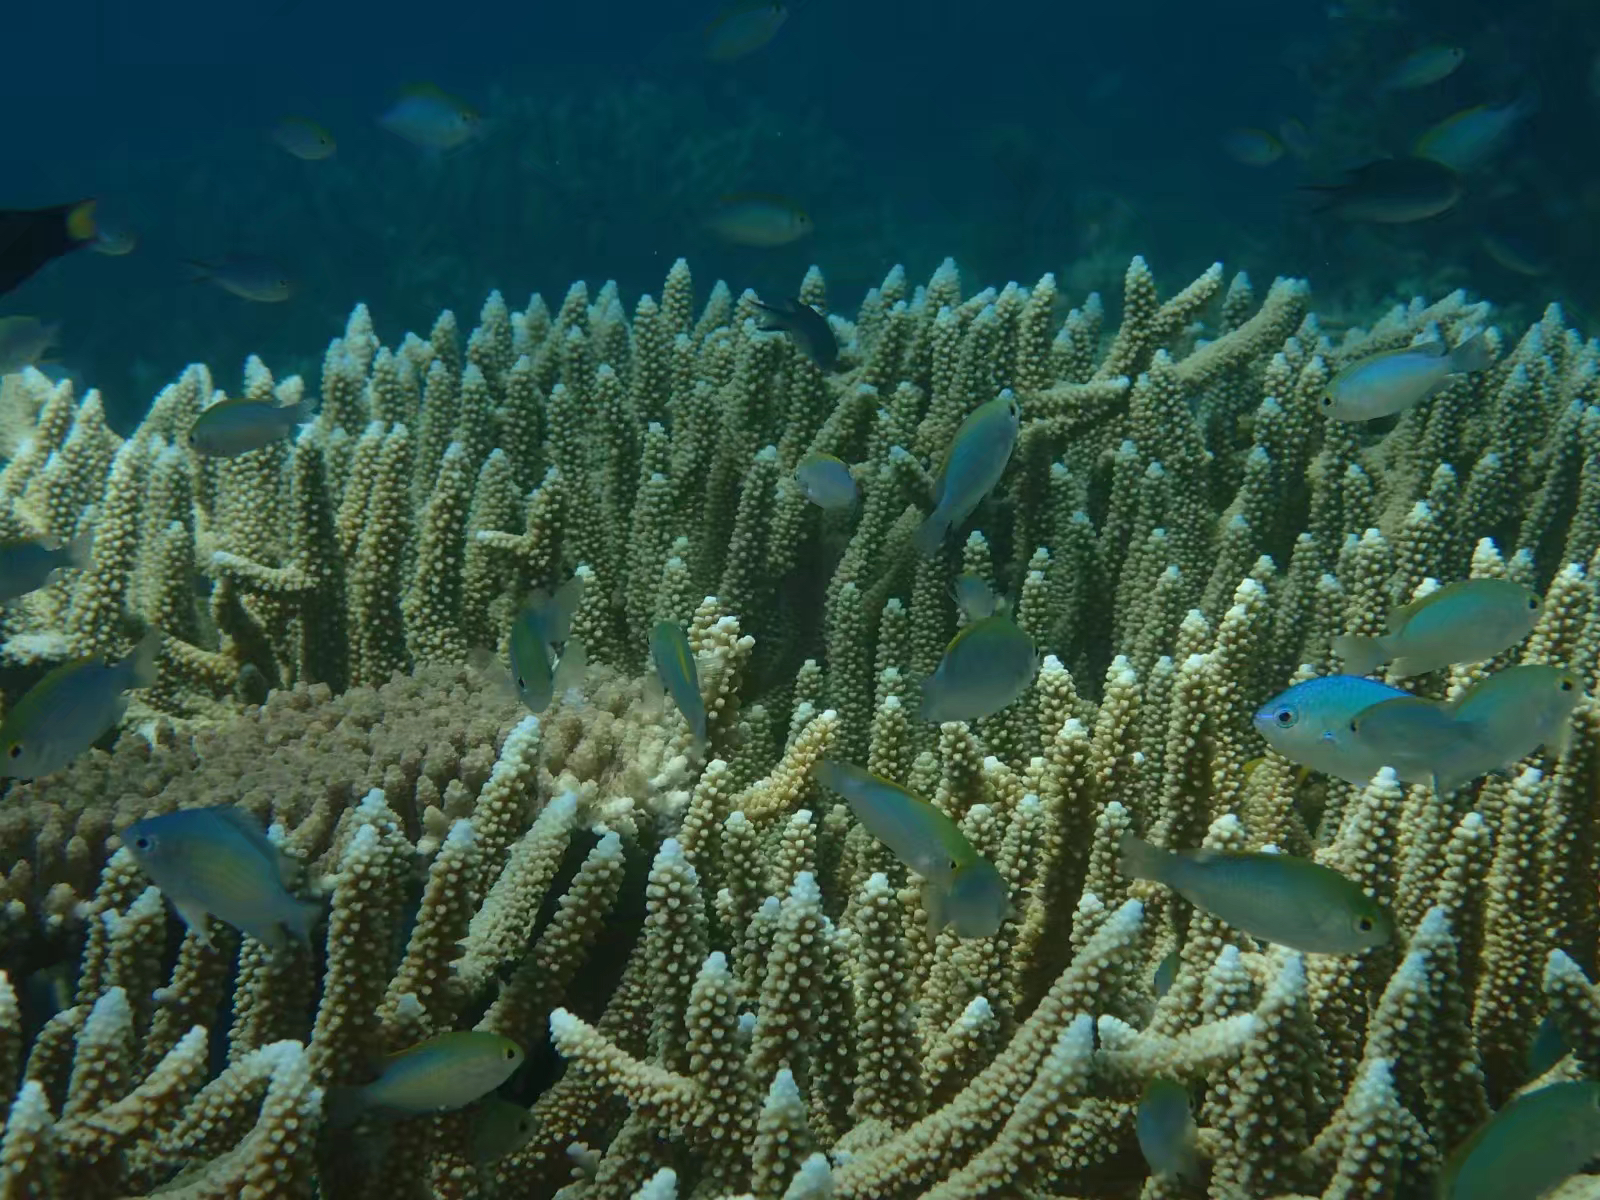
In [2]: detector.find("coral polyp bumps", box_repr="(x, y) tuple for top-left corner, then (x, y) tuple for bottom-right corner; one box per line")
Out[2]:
(0, 253), (1597, 1198)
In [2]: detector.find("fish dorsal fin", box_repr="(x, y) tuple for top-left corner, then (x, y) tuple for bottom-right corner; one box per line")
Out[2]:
(207, 804), (285, 871)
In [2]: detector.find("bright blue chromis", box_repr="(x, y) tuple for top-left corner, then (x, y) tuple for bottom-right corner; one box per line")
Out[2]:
(913, 390), (1021, 556)
(1321, 334), (1491, 421)
(1252, 675), (1411, 785)
(187, 396), (314, 458)
(1137, 1078), (1202, 1183)
(327, 1031), (525, 1126)
(753, 297), (838, 372)
(0, 530), (91, 603)
(814, 758), (1009, 938)
(1331, 578), (1542, 677)
(0, 630), (161, 780)
(1118, 834), (1394, 955)
(794, 453), (858, 510)
(1436, 1081), (1600, 1200)
(651, 620), (707, 746)
(919, 613), (1038, 723)
(122, 804), (318, 951)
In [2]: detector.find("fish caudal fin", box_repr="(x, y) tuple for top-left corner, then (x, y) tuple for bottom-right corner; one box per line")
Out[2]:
(63, 528), (94, 570)
(123, 629), (163, 690)
(1448, 331), (1493, 374)
(284, 898), (321, 949)
(552, 637), (587, 698)
(912, 511), (948, 557)
(1117, 833), (1170, 884)
(1330, 634), (1389, 677)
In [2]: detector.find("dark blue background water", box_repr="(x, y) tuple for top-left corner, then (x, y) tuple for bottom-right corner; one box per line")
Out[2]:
(1, 0), (1582, 429)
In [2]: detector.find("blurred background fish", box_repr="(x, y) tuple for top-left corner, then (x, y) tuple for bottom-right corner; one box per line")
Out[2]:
(184, 256), (296, 302)
(703, 0), (788, 62)
(270, 116), (337, 161)
(1301, 158), (1462, 223)
(0, 201), (97, 297)
(1221, 128), (1284, 167)
(704, 194), (813, 247)
(0, 316), (60, 376)
(1380, 45), (1465, 91)
(378, 84), (483, 152)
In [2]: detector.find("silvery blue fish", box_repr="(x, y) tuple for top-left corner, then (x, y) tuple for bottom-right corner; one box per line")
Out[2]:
(328, 1031), (525, 1126)
(1332, 578), (1541, 677)
(0, 530), (91, 603)
(794, 453), (857, 510)
(1322, 334), (1491, 421)
(1437, 1081), (1600, 1200)
(188, 397), (314, 457)
(1253, 675), (1412, 785)
(651, 621), (707, 746)
(920, 613), (1037, 723)
(914, 391), (1021, 556)
(1137, 1078), (1202, 1182)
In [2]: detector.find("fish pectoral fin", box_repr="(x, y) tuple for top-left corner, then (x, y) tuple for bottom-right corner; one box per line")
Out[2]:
(920, 879), (947, 933)
(171, 897), (215, 947)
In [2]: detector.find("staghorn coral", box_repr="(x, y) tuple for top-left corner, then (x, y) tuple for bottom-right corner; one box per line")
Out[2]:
(0, 253), (1599, 1197)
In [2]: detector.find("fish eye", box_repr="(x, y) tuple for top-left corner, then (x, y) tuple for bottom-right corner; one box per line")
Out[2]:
(1320, 394), (1334, 408)
(1274, 708), (1297, 728)
(1357, 915), (1374, 932)
(1560, 678), (1575, 692)
(6, 744), (19, 759)
(503, 1046), (517, 1060)
(515, 675), (525, 689)
(949, 858), (960, 871)
(133, 835), (153, 851)
(1528, 596), (1540, 609)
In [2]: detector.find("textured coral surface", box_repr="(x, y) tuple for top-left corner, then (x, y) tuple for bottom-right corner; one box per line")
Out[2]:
(0, 255), (1598, 1198)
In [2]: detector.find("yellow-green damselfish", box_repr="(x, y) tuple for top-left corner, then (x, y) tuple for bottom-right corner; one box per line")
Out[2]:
(1331, 577), (1541, 677)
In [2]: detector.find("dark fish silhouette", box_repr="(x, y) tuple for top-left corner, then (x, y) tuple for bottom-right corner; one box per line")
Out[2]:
(753, 296), (839, 372)
(1301, 158), (1460, 223)
(0, 201), (98, 297)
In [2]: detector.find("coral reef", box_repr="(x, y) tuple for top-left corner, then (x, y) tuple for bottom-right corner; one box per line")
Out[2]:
(0, 251), (1598, 1197)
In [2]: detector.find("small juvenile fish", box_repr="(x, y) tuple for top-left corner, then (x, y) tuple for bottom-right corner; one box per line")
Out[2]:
(1277, 116), (1311, 158)
(1331, 578), (1542, 677)
(1152, 949), (1180, 999)
(1417, 98), (1536, 171)
(188, 396), (314, 457)
(470, 1098), (537, 1164)
(1437, 1081), (1600, 1200)
(0, 530), (92, 602)
(185, 257), (296, 303)
(1321, 333), (1491, 421)
(1438, 663), (1585, 792)
(950, 573), (1001, 621)
(0, 630), (160, 779)
(270, 117), (337, 161)
(794, 453), (857, 510)
(914, 391), (1021, 556)
(89, 223), (137, 256)
(0, 200), (97, 297)
(1253, 675), (1411, 785)
(0, 316), (59, 375)
(814, 758), (1009, 938)
(379, 84), (483, 152)
(705, 194), (813, 247)
(1137, 1078), (1203, 1182)
(920, 614), (1037, 723)
(704, 0), (788, 61)
(1302, 157), (1461, 223)
(1221, 128), (1284, 166)
(651, 620), (707, 746)
(753, 297), (838, 372)
(328, 1032), (525, 1125)
(1381, 45), (1465, 90)
(123, 805), (317, 950)
(1118, 834), (1394, 954)
(470, 578), (586, 714)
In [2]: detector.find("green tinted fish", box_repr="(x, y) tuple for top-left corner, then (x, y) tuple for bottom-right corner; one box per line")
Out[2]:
(920, 613), (1037, 723)
(270, 116), (336, 161)
(1332, 578), (1542, 677)
(123, 804), (317, 950)
(88, 223), (137, 256)
(754, 297), (838, 372)
(185, 256), (295, 303)
(1437, 663), (1585, 793)
(378, 84), (483, 152)
(703, 0), (788, 61)
(1321, 333), (1491, 421)
(1277, 116), (1311, 158)
(0, 530), (91, 602)
(0, 630), (160, 779)
(328, 1032), (525, 1126)
(950, 573), (1001, 621)
(1221, 128), (1283, 166)
(508, 578), (585, 713)
(651, 621), (707, 746)
(1137, 1078), (1202, 1183)
(1527, 1014), (1569, 1080)
(1302, 157), (1461, 224)
(1152, 949), (1180, 999)
(1437, 1081), (1600, 1200)
(705, 194), (813, 247)
(470, 1097), (537, 1164)
(1417, 97), (1535, 171)
(794, 453), (857, 510)
(814, 758), (1009, 938)
(1381, 45), (1464, 90)
(1253, 675), (1412, 785)
(0, 316), (59, 376)
(187, 396), (314, 457)
(1347, 695), (1473, 793)
(914, 390), (1021, 556)
(1118, 834), (1394, 954)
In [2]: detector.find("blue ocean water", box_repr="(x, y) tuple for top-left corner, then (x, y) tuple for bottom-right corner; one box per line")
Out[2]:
(0, 0), (1585, 428)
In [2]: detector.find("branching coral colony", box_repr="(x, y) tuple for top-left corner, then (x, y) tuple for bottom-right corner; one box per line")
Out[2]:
(0, 254), (1596, 1198)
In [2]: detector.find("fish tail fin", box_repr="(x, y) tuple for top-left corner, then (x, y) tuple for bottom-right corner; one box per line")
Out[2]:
(288, 398), (318, 429)
(912, 511), (948, 557)
(1117, 833), (1170, 883)
(1386, 656), (1423, 679)
(124, 629), (163, 690)
(283, 898), (321, 950)
(552, 637), (587, 698)
(63, 527), (94, 570)
(920, 878), (948, 932)
(465, 647), (519, 703)
(541, 576), (585, 644)
(1448, 331), (1493, 374)
(1330, 634), (1388, 676)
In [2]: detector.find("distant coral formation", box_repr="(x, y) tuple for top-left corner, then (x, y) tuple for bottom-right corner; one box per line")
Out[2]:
(0, 253), (1597, 1197)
